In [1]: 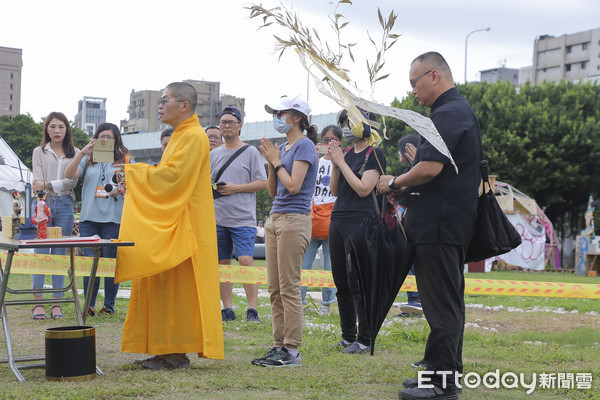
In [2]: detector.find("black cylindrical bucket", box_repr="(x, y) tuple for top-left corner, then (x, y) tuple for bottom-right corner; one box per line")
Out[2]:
(45, 326), (96, 381)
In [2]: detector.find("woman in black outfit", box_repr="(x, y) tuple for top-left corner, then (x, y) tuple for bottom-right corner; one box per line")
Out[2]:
(328, 110), (385, 354)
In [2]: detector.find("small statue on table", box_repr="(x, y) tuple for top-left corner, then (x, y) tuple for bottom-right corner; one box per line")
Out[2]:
(32, 190), (51, 239)
(11, 190), (23, 236)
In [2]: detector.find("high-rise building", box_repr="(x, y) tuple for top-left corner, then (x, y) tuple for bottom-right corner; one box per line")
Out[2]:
(120, 80), (244, 133)
(120, 89), (163, 133)
(75, 96), (107, 136)
(520, 28), (600, 84)
(0, 46), (22, 118)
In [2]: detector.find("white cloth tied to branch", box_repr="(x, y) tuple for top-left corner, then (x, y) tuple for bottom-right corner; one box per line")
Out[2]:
(297, 50), (458, 174)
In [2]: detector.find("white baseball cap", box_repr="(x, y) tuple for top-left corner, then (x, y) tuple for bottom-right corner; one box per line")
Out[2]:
(265, 95), (311, 118)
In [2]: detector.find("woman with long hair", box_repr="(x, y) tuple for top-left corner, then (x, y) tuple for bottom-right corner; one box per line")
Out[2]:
(252, 95), (318, 367)
(30, 111), (80, 320)
(65, 122), (133, 315)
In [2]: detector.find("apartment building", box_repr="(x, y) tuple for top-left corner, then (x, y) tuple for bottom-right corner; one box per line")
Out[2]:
(0, 46), (22, 118)
(520, 28), (600, 84)
(480, 66), (519, 85)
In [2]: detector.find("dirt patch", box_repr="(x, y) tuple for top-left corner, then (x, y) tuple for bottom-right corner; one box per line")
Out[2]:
(465, 307), (600, 334)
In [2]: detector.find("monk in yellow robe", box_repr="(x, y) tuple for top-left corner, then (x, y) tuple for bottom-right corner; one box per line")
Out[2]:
(115, 82), (224, 369)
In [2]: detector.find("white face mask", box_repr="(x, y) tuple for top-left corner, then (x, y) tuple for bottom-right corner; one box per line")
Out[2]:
(273, 115), (292, 134)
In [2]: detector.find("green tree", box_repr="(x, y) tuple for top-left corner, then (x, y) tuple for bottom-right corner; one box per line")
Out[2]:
(256, 189), (273, 224)
(376, 93), (429, 176)
(460, 80), (600, 232)
(0, 114), (42, 168)
(0, 114), (90, 169)
(71, 124), (90, 149)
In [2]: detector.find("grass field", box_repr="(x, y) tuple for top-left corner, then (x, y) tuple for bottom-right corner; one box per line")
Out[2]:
(0, 267), (599, 399)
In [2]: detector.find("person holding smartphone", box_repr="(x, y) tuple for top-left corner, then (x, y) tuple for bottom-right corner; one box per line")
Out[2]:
(65, 123), (133, 315)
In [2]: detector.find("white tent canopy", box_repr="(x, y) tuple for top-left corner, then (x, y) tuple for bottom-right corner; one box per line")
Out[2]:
(486, 180), (557, 271)
(0, 136), (31, 218)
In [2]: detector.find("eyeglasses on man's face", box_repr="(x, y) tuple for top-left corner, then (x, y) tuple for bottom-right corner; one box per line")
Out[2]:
(158, 98), (186, 106)
(219, 120), (239, 127)
(208, 135), (222, 141)
(410, 70), (433, 88)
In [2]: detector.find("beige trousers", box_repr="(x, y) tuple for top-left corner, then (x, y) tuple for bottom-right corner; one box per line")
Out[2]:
(264, 213), (311, 349)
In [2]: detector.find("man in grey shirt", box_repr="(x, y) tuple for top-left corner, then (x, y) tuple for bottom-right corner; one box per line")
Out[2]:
(211, 106), (267, 322)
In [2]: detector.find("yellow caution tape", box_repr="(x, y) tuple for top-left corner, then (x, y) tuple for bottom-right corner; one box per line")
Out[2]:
(2, 252), (599, 298)
(0, 252), (115, 277)
(463, 277), (600, 299)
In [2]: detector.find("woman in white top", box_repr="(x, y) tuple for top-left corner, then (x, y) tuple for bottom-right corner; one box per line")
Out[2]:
(300, 125), (343, 315)
(30, 111), (79, 320)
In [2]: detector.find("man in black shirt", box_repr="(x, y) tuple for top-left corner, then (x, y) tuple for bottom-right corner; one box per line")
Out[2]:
(378, 52), (481, 400)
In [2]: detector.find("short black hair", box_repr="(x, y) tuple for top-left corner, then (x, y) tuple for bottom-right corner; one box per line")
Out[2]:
(161, 128), (174, 140)
(397, 134), (420, 158)
(166, 82), (198, 110)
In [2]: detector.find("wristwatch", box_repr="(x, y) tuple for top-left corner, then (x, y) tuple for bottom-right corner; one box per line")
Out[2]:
(388, 177), (396, 189)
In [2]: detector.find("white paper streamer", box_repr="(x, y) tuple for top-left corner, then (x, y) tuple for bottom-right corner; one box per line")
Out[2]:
(297, 50), (458, 174)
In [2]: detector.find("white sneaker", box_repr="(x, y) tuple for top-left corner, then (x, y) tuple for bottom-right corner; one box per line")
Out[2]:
(318, 305), (331, 316)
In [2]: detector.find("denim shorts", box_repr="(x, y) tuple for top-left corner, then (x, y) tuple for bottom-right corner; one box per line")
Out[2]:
(217, 225), (257, 260)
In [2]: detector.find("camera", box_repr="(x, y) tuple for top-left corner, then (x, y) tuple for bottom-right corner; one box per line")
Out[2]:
(104, 171), (125, 200)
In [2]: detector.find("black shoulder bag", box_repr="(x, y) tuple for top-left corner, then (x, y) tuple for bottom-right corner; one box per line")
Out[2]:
(465, 143), (522, 263)
(212, 144), (250, 199)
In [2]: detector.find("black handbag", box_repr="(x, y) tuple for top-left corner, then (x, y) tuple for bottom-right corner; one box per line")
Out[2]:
(465, 160), (522, 263)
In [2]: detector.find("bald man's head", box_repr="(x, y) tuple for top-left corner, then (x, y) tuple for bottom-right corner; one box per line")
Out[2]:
(411, 52), (453, 82)
(166, 82), (198, 111)
(409, 52), (455, 107)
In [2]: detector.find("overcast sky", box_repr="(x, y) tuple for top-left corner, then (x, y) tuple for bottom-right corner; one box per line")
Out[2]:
(3, 0), (599, 126)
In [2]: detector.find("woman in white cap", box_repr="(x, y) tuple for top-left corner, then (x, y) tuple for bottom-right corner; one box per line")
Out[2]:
(252, 95), (318, 367)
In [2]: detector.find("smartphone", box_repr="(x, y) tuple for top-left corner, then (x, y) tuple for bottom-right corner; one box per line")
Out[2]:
(92, 141), (114, 163)
(212, 181), (227, 191)
(317, 144), (329, 155)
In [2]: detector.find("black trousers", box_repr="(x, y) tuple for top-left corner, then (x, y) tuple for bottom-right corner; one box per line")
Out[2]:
(413, 243), (466, 390)
(329, 220), (371, 346)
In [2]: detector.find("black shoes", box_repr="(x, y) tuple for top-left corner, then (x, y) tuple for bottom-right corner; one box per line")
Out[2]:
(221, 308), (236, 321)
(398, 386), (459, 400)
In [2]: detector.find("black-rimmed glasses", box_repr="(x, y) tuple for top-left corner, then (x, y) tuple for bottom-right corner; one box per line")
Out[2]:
(98, 135), (115, 140)
(158, 98), (186, 106)
(410, 70), (433, 88)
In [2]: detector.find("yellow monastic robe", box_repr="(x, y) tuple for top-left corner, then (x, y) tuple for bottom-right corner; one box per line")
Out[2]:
(116, 114), (223, 359)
